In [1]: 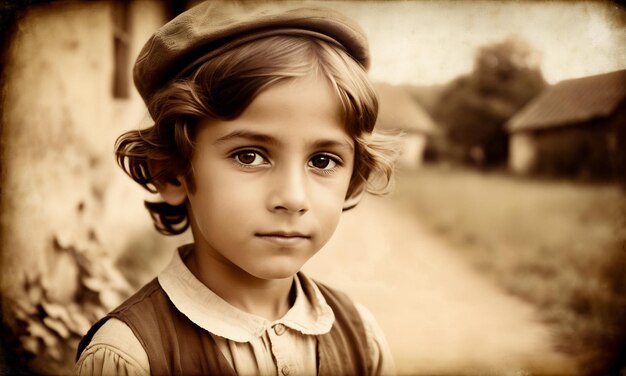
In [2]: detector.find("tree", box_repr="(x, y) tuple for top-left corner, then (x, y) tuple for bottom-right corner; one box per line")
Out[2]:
(433, 37), (547, 166)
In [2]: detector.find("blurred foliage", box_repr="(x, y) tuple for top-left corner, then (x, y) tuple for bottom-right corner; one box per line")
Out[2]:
(1, 230), (133, 374)
(432, 37), (547, 166)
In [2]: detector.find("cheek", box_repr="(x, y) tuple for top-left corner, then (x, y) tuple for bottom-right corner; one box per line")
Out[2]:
(313, 183), (348, 222)
(187, 165), (253, 225)
(313, 199), (344, 247)
(194, 175), (257, 217)
(188, 187), (257, 248)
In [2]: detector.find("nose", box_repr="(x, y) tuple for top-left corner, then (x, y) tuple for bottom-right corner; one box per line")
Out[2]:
(267, 163), (310, 215)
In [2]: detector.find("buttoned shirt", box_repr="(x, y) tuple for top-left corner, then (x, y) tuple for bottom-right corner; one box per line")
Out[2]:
(75, 247), (395, 375)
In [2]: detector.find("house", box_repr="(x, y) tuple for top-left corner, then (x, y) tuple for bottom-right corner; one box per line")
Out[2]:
(0, 2), (193, 372)
(506, 69), (626, 179)
(374, 83), (438, 169)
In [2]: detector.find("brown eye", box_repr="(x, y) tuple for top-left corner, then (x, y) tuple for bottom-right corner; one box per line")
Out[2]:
(308, 155), (338, 170)
(235, 151), (265, 166)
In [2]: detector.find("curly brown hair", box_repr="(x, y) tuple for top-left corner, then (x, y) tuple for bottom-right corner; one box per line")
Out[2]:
(116, 35), (398, 235)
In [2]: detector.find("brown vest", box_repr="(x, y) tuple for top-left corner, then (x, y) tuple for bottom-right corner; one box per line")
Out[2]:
(77, 276), (372, 375)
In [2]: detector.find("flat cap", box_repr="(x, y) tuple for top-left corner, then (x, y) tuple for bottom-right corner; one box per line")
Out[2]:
(133, 1), (370, 105)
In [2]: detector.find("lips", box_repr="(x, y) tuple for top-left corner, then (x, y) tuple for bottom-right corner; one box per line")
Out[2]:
(255, 231), (311, 246)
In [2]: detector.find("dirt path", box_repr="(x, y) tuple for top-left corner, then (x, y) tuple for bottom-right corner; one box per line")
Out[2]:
(303, 195), (576, 375)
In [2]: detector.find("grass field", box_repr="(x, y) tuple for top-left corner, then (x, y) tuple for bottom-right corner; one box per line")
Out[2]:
(391, 165), (626, 375)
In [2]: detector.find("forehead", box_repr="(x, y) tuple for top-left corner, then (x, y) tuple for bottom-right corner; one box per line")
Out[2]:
(197, 75), (353, 147)
(244, 75), (343, 127)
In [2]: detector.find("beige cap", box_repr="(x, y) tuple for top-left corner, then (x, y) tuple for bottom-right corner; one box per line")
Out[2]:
(133, 1), (370, 105)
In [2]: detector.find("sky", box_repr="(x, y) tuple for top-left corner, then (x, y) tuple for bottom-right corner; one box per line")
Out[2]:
(326, 1), (626, 86)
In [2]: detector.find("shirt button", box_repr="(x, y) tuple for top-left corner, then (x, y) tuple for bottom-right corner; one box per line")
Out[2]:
(274, 323), (286, 336)
(281, 366), (290, 376)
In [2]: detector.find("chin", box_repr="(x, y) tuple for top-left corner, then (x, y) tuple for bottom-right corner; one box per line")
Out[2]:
(252, 261), (307, 281)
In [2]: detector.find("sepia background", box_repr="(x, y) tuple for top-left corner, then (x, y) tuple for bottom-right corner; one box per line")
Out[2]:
(1, 0), (625, 374)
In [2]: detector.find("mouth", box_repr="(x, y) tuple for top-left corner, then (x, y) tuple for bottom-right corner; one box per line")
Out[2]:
(255, 231), (311, 246)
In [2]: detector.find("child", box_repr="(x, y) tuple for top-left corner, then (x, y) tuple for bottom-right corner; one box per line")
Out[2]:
(76, 1), (397, 375)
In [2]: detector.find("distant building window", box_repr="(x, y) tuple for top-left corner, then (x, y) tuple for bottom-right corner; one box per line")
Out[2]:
(112, 0), (131, 99)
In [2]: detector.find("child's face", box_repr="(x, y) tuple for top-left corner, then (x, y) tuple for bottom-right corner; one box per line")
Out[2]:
(182, 75), (354, 280)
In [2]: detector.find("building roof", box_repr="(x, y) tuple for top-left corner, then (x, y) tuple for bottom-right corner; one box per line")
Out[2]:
(374, 83), (437, 134)
(507, 69), (626, 133)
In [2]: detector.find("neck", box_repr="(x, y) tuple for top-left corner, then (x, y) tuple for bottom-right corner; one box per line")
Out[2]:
(185, 246), (295, 321)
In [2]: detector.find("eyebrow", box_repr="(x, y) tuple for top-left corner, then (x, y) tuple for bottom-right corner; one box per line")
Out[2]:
(214, 130), (354, 152)
(214, 130), (279, 146)
(310, 139), (354, 153)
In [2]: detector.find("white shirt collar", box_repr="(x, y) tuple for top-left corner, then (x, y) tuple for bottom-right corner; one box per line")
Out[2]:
(157, 244), (335, 342)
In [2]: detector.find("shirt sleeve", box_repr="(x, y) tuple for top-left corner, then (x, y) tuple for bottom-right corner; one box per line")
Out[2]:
(354, 303), (397, 376)
(75, 318), (150, 376)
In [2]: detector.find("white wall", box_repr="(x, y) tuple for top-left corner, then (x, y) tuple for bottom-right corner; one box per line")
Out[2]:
(509, 132), (537, 174)
(396, 133), (427, 170)
(1, 1), (178, 304)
